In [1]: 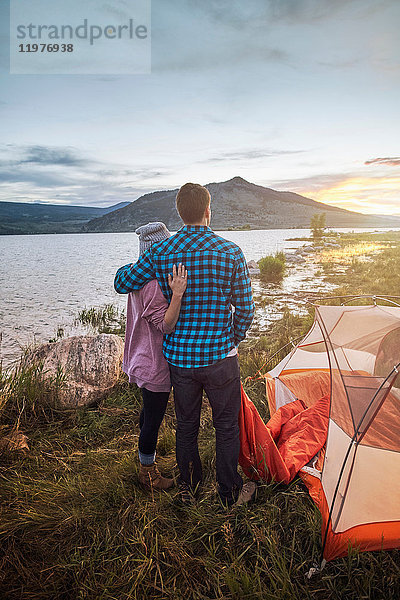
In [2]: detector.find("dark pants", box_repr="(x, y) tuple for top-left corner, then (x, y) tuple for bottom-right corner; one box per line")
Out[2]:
(169, 355), (243, 504)
(138, 388), (170, 456)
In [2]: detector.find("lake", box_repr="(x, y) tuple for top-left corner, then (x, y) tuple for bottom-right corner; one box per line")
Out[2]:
(0, 228), (396, 366)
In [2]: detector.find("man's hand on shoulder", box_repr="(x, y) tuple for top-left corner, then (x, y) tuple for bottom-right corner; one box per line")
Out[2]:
(168, 263), (188, 298)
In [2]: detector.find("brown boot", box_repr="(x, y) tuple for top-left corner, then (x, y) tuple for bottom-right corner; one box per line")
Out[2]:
(139, 463), (174, 490)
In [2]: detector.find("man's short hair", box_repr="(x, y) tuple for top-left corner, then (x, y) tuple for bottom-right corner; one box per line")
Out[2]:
(176, 183), (211, 224)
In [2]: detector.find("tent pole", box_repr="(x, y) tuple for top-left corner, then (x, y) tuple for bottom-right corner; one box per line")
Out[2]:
(306, 294), (400, 307)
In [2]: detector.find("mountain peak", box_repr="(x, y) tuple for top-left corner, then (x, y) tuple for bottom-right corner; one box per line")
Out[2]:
(225, 176), (250, 185)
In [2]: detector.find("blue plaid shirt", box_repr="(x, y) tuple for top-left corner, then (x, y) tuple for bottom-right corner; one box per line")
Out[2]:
(114, 225), (254, 368)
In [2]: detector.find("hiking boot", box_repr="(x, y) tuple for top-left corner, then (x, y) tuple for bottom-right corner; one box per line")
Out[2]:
(234, 481), (257, 506)
(178, 482), (197, 506)
(139, 463), (174, 490)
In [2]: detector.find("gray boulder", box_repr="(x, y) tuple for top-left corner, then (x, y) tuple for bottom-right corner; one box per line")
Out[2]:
(286, 254), (306, 264)
(25, 334), (124, 408)
(247, 260), (260, 276)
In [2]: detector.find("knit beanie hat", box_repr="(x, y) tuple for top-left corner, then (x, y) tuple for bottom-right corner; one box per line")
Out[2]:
(135, 222), (171, 256)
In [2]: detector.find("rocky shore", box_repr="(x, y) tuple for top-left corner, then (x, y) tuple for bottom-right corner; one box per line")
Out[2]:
(246, 238), (339, 336)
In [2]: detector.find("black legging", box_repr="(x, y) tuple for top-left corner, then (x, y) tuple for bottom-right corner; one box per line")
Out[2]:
(138, 387), (170, 456)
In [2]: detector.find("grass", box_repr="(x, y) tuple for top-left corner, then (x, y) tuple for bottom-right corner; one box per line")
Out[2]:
(1, 235), (400, 599)
(315, 232), (400, 298)
(241, 307), (315, 381)
(318, 242), (387, 265)
(0, 360), (67, 428)
(1, 348), (399, 599)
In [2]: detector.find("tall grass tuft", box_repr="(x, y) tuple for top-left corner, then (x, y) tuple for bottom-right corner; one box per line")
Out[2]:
(259, 252), (286, 284)
(77, 304), (126, 335)
(0, 359), (67, 427)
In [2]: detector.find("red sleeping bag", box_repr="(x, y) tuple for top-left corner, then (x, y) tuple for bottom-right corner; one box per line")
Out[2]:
(239, 383), (330, 484)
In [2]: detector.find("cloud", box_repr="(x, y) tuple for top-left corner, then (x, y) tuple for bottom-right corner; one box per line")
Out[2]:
(21, 145), (88, 167)
(94, 167), (170, 182)
(0, 143), (171, 206)
(365, 157), (400, 166)
(0, 144), (89, 188)
(153, 1), (294, 73)
(153, 0), (397, 76)
(270, 172), (351, 192)
(270, 171), (400, 216)
(317, 58), (364, 69)
(201, 148), (305, 164)
(155, 41), (291, 73)
(0, 168), (73, 187)
(189, 0), (375, 26)
(267, 0), (357, 23)
(265, 0), (392, 24)
(102, 1), (133, 21)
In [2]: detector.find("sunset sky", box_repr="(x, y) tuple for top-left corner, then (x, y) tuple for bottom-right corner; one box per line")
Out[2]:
(0, 0), (399, 214)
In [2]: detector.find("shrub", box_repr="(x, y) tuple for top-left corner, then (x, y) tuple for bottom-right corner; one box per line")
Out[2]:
(258, 252), (286, 283)
(310, 212), (326, 240)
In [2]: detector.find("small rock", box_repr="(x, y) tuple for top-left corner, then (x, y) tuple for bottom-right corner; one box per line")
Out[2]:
(25, 334), (124, 408)
(247, 260), (258, 270)
(247, 260), (260, 276)
(286, 255), (306, 264)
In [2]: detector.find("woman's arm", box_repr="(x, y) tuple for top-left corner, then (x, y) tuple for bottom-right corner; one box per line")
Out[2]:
(163, 263), (188, 332)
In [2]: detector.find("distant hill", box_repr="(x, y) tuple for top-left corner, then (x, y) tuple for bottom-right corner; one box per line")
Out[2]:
(102, 201), (131, 214)
(0, 201), (131, 235)
(82, 176), (400, 232)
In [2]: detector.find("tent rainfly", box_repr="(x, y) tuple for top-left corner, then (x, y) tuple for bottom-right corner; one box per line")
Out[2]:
(264, 301), (400, 566)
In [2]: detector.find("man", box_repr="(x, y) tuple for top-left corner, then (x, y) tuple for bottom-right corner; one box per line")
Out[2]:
(114, 183), (255, 506)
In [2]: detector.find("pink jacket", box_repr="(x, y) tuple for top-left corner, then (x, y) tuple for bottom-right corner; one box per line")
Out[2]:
(122, 280), (172, 392)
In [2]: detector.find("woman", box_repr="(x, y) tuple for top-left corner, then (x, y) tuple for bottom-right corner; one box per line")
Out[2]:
(122, 222), (187, 490)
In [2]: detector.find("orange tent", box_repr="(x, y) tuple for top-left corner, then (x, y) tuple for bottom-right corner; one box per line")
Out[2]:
(239, 301), (400, 564)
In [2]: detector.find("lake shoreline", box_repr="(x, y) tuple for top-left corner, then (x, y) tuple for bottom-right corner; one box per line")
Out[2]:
(2, 228), (399, 367)
(1, 225), (395, 237)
